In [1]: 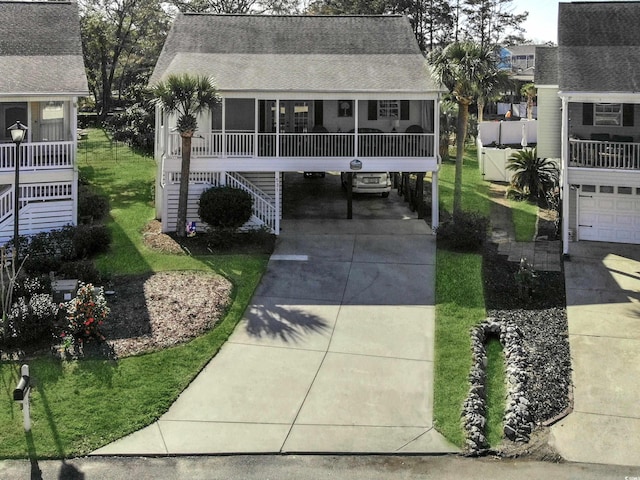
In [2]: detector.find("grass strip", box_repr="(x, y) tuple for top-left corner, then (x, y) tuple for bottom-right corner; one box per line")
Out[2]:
(434, 145), (506, 448)
(509, 198), (538, 242)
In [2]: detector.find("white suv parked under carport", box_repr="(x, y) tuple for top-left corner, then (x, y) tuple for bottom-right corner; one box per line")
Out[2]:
(340, 171), (391, 197)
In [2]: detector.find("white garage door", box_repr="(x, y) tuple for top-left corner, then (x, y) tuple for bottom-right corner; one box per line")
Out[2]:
(578, 185), (640, 243)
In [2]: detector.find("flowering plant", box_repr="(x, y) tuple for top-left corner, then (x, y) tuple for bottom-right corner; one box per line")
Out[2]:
(60, 282), (109, 346)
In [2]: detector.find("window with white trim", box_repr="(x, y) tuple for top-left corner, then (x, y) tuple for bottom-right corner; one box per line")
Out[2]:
(378, 100), (400, 119)
(594, 103), (622, 126)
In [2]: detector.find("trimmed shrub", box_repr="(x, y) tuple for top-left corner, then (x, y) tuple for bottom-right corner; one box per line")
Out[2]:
(436, 211), (490, 252)
(198, 186), (253, 230)
(78, 185), (110, 222)
(58, 260), (104, 285)
(22, 227), (76, 274)
(72, 224), (112, 258)
(21, 225), (112, 275)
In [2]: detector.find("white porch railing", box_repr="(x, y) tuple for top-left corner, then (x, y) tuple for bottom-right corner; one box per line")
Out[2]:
(167, 132), (436, 158)
(570, 139), (640, 169)
(0, 141), (75, 171)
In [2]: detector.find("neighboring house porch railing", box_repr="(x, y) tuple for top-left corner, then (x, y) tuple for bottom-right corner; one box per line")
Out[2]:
(167, 132), (436, 159)
(0, 141), (75, 171)
(569, 139), (640, 169)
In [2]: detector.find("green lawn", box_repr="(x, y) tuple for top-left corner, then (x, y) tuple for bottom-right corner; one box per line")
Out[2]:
(510, 198), (538, 242)
(0, 129), (268, 458)
(433, 146), (505, 448)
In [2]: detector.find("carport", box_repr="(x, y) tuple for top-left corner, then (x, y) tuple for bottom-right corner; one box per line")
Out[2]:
(282, 171), (429, 223)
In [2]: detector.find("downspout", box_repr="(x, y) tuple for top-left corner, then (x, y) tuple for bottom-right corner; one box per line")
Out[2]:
(561, 96), (571, 257)
(71, 97), (79, 226)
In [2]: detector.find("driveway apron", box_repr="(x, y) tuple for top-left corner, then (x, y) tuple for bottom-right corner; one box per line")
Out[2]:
(93, 217), (457, 455)
(550, 242), (640, 467)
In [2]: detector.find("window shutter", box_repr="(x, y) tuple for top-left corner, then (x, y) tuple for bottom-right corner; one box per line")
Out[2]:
(368, 100), (378, 120)
(400, 100), (410, 120)
(259, 100), (266, 132)
(623, 104), (634, 126)
(314, 100), (323, 126)
(583, 103), (594, 125)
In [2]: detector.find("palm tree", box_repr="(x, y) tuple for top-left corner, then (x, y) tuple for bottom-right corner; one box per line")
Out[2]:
(152, 74), (219, 236)
(428, 41), (500, 214)
(477, 70), (512, 123)
(520, 82), (537, 120)
(506, 147), (559, 201)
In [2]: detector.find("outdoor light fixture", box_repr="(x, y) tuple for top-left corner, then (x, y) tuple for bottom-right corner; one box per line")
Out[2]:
(350, 159), (362, 170)
(7, 121), (28, 257)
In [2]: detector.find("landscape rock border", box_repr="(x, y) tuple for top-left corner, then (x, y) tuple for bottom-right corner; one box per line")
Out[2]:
(462, 318), (534, 455)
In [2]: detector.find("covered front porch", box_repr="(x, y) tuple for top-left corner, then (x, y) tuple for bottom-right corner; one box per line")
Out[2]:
(0, 99), (78, 174)
(157, 97), (438, 172)
(564, 99), (640, 171)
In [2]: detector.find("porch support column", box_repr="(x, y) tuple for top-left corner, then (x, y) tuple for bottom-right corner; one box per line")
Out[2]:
(354, 99), (359, 158)
(433, 97), (441, 159)
(431, 169), (439, 232)
(254, 98), (259, 158)
(275, 171), (281, 234)
(221, 98), (227, 158)
(275, 99), (280, 158)
(561, 97), (570, 257)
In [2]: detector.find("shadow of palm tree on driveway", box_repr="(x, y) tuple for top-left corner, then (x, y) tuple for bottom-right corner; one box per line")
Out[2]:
(243, 303), (330, 344)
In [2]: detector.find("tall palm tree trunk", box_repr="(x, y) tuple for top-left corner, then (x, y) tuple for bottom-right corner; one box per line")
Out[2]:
(176, 134), (192, 237)
(454, 100), (470, 214)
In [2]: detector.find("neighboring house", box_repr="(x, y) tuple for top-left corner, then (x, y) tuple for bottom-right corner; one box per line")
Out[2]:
(498, 44), (542, 118)
(500, 44), (538, 81)
(536, 1), (640, 254)
(150, 14), (443, 234)
(0, 1), (89, 245)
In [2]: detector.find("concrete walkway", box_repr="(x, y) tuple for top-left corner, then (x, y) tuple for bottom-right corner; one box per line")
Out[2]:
(93, 217), (457, 455)
(550, 242), (640, 467)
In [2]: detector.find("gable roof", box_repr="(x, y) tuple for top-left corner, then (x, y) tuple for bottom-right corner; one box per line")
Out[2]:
(558, 1), (640, 93)
(0, 1), (89, 96)
(534, 46), (558, 85)
(150, 14), (439, 95)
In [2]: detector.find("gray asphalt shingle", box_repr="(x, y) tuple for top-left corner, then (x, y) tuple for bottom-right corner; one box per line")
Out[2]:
(558, 1), (640, 92)
(150, 14), (438, 94)
(0, 1), (88, 94)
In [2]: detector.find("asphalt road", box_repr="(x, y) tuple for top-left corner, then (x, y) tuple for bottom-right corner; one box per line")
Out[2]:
(1, 455), (638, 480)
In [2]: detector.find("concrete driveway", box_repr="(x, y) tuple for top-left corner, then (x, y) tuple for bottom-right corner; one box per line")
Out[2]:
(550, 242), (640, 467)
(94, 175), (456, 455)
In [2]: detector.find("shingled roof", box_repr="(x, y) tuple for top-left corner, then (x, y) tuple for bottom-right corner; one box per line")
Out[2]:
(558, 1), (640, 93)
(534, 46), (558, 85)
(150, 14), (439, 94)
(0, 1), (89, 95)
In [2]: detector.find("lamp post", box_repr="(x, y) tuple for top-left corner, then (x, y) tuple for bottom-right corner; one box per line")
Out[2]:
(8, 121), (28, 257)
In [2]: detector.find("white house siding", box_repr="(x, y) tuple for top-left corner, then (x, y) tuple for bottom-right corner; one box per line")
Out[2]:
(163, 182), (211, 233)
(536, 87), (561, 159)
(0, 200), (74, 245)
